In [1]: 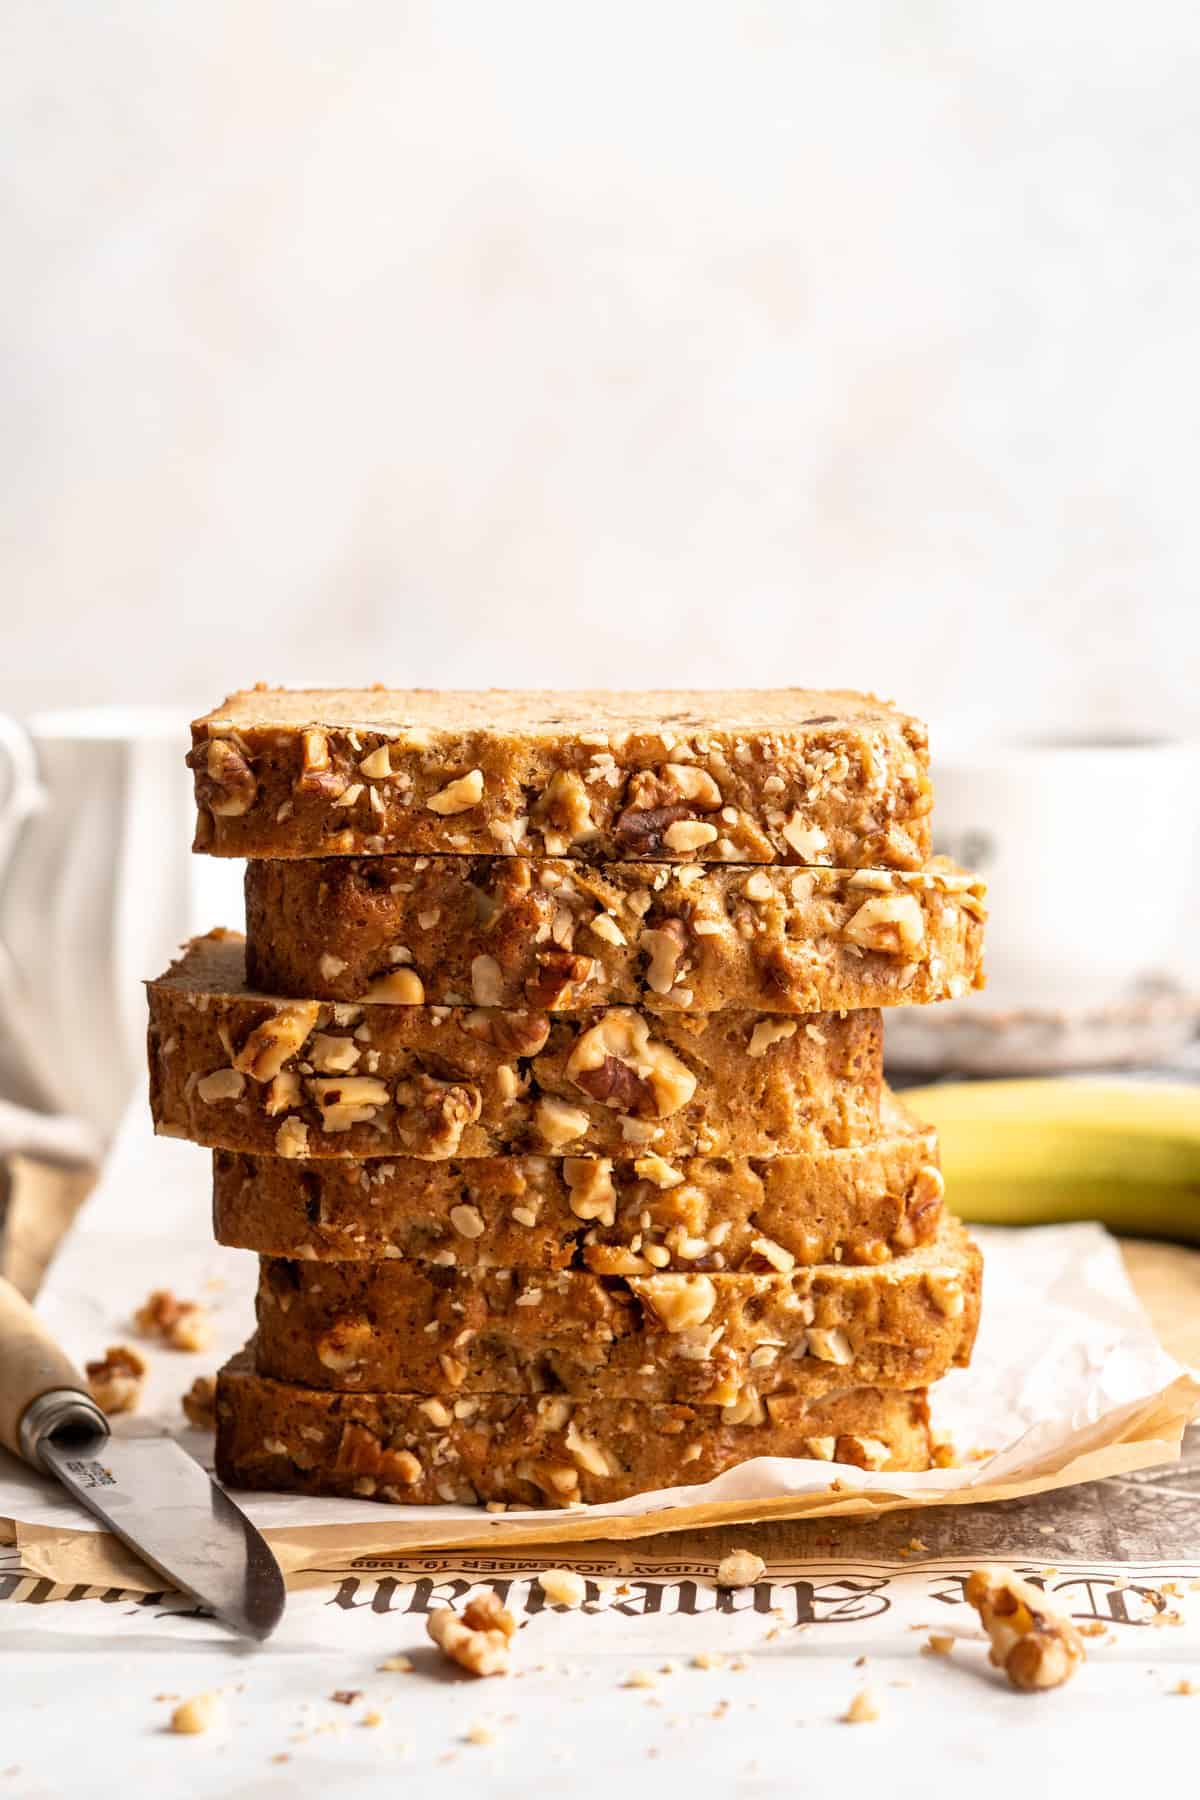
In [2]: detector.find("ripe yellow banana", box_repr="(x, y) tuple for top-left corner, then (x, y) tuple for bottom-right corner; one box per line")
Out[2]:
(901, 1079), (1200, 1244)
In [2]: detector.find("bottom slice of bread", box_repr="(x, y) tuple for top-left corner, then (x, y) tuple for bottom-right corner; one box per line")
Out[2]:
(215, 1345), (932, 1508)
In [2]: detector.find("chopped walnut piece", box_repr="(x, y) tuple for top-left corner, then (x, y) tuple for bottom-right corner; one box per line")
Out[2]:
(362, 969), (425, 1004)
(181, 1375), (217, 1430)
(640, 921), (687, 995)
(538, 1568), (587, 1609)
(715, 1549), (766, 1589)
(358, 745), (393, 779)
(662, 820), (719, 853)
(275, 1116), (310, 1158)
(427, 1596), (515, 1678)
(196, 1067), (245, 1104)
(204, 738), (256, 817)
(843, 891), (926, 954)
(806, 1326), (852, 1365)
(308, 1074), (390, 1131)
(781, 814), (829, 861)
(307, 1033), (361, 1074)
(85, 1344), (146, 1415)
(535, 1096), (590, 1148)
(842, 1688), (880, 1724)
(170, 1692), (221, 1735)
(426, 769), (484, 815)
(964, 1568), (1086, 1692)
(747, 1019), (797, 1058)
(924, 1634), (955, 1657)
(232, 1003), (320, 1082)
(632, 1273), (716, 1332)
(531, 769), (594, 852)
(566, 1010), (696, 1117)
(134, 1290), (212, 1352)
(663, 763), (722, 808)
(470, 954), (504, 1006)
(563, 1156), (617, 1224)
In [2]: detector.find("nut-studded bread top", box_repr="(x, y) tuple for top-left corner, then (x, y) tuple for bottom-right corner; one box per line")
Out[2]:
(190, 686), (931, 866)
(148, 931), (883, 1160)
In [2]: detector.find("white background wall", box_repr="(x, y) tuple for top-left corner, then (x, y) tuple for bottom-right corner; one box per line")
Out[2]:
(2, 2), (1198, 740)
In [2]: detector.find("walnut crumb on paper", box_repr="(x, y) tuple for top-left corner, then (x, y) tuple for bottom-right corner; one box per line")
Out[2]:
(623, 1670), (658, 1689)
(377, 1655), (414, 1673)
(1171, 1680), (1196, 1696)
(842, 1689), (880, 1724)
(427, 1596), (515, 1678)
(538, 1568), (586, 1608)
(134, 1289), (212, 1352)
(965, 1568), (1085, 1692)
(692, 1652), (726, 1670)
(170, 1693), (220, 1735)
(716, 1548), (766, 1588)
(465, 1724), (495, 1746)
(86, 1344), (146, 1415)
(329, 1690), (362, 1706)
(924, 1634), (955, 1657)
(181, 1374), (216, 1429)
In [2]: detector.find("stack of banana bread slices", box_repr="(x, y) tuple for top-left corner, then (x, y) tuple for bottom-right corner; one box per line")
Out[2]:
(148, 689), (985, 1509)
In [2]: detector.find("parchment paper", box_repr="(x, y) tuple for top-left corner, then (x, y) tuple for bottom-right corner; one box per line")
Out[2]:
(3, 1093), (1196, 1590)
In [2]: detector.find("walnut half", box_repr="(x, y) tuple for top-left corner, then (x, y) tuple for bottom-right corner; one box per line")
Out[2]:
(964, 1568), (1085, 1692)
(427, 1592), (516, 1677)
(565, 1010), (696, 1118)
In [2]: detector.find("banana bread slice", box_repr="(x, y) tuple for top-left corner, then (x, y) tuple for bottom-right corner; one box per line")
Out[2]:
(189, 686), (932, 866)
(253, 1215), (980, 1406)
(212, 1089), (943, 1272)
(215, 1347), (934, 1507)
(244, 854), (984, 1013)
(148, 932), (883, 1161)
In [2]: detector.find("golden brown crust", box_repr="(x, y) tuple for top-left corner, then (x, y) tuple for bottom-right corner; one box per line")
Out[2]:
(244, 856), (984, 1014)
(189, 687), (932, 867)
(148, 933), (883, 1160)
(215, 1347), (933, 1506)
(253, 1216), (981, 1405)
(212, 1090), (943, 1271)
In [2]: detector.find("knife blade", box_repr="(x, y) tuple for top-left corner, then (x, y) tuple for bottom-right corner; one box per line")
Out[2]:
(0, 1275), (285, 1639)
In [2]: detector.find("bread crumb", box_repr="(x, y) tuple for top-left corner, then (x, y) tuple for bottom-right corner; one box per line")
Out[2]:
(170, 1693), (220, 1735)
